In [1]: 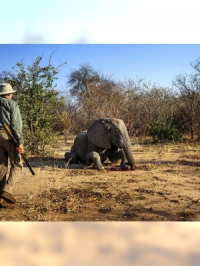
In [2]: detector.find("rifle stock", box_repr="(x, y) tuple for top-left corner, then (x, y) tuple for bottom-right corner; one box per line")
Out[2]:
(3, 124), (35, 175)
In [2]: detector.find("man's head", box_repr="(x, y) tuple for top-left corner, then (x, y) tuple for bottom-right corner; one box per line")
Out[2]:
(0, 83), (16, 98)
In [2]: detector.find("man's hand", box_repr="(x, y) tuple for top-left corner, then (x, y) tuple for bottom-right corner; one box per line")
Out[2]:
(16, 144), (24, 154)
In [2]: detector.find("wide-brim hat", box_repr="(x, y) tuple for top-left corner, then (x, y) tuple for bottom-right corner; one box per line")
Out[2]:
(0, 83), (16, 95)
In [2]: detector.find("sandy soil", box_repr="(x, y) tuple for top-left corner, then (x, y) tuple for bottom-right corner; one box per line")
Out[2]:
(0, 137), (200, 221)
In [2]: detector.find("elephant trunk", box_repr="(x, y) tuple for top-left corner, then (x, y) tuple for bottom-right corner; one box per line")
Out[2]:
(122, 137), (136, 170)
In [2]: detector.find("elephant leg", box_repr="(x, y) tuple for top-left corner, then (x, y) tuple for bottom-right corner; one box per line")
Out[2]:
(108, 149), (130, 169)
(100, 150), (109, 164)
(64, 146), (79, 168)
(85, 151), (104, 170)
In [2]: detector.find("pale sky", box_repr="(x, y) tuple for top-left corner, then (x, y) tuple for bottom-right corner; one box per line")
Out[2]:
(1, 0), (200, 43)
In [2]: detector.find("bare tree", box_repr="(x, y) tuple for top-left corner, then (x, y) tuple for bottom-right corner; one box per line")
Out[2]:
(173, 72), (200, 140)
(67, 64), (126, 125)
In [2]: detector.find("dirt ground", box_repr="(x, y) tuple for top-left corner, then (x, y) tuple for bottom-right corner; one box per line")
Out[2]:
(0, 136), (200, 221)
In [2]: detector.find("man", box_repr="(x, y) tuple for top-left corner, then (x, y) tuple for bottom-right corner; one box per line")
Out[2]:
(0, 83), (24, 204)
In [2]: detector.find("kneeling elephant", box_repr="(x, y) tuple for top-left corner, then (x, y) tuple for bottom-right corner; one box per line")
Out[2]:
(64, 118), (136, 170)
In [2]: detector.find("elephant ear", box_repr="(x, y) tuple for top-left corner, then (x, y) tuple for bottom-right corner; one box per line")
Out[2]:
(87, 118), (111, 149)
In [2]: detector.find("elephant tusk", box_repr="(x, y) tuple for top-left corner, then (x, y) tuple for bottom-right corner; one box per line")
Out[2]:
(65, 158), (72, 169)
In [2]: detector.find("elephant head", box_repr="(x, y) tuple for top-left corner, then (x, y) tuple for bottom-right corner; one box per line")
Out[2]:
(87, 118), (136, 169)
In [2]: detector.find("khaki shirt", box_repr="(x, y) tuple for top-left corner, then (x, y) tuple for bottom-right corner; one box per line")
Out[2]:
(0, 97), (24, 144)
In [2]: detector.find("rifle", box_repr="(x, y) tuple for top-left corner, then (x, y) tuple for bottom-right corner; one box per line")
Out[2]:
(3, 124), (35, 175)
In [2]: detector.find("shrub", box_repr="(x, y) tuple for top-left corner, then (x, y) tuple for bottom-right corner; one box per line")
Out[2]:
(147, 121), (182, 142)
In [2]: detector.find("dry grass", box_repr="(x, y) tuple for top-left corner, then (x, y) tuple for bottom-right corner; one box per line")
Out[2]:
(0, 137), (200, 221)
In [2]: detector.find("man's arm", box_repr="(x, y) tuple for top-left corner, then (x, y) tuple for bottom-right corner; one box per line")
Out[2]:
(10, 102), (24, 145)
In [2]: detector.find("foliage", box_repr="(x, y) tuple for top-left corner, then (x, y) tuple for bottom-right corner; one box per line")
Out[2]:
(147, 121), (182, 142)
(0, 54), (67, 155)
(2, 55), (200, 149)
(67, 64), (126, 128)
(66, 61), (200, 141)
(173, 60), (200, 140)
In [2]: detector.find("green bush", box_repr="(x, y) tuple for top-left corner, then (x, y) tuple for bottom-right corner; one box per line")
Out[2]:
(147, 121), (182, 142)
(4, 55), (67, 155)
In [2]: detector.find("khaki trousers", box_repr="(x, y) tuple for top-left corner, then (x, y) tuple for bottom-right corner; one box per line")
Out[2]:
(0, 132), (23, 194)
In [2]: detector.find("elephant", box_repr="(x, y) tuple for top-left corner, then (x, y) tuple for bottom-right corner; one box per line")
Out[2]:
(64, 118), (136, 170)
